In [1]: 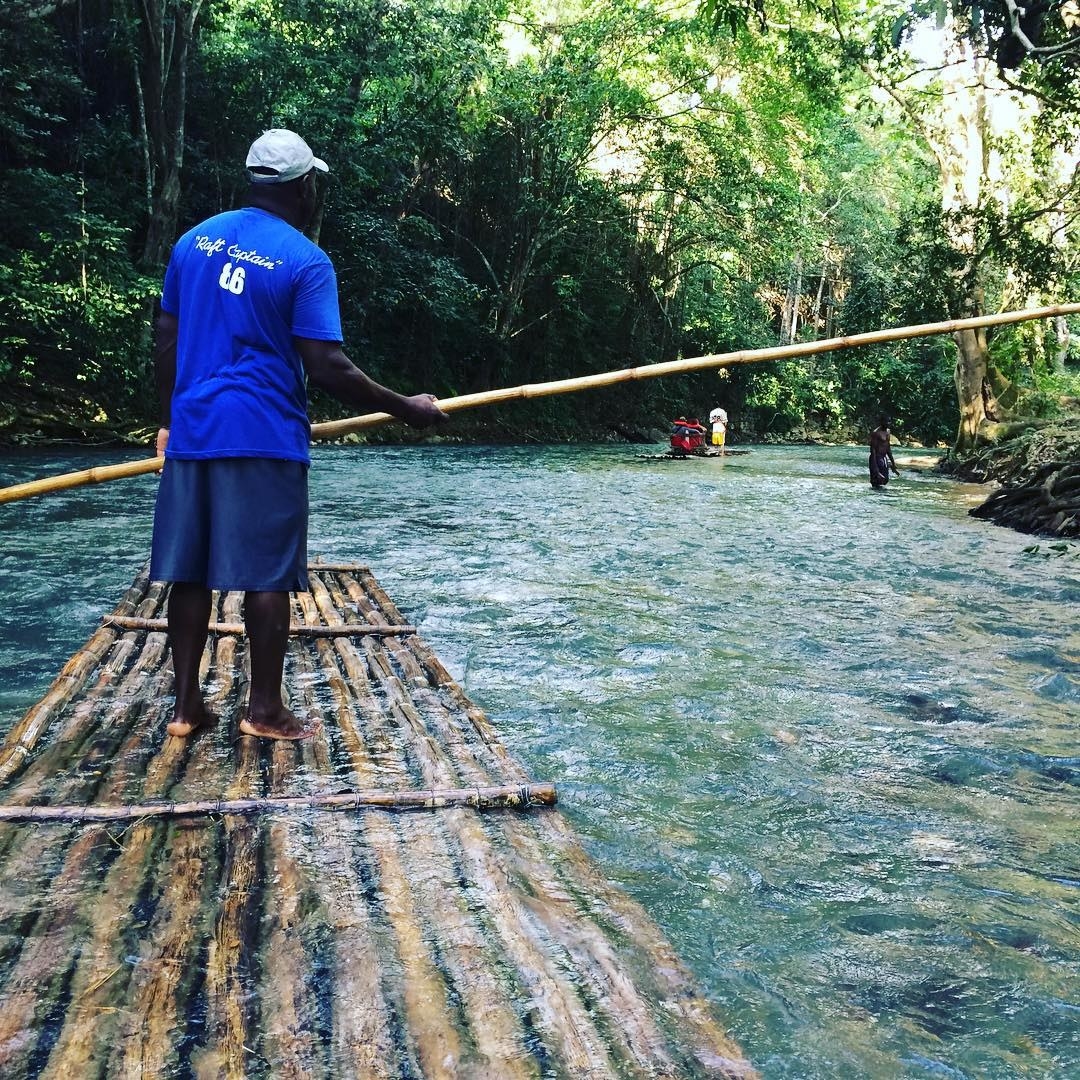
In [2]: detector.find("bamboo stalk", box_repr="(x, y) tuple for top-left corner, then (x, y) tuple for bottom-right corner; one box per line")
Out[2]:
(283, 635), (402, 1077)
(300, 302), (1080, 439)
(37, 735), (193, 1075)
(101, 614), (415, 636)
(346, 579), (752, 1075)
(30, 609), (237, 1077)
(345, 625), (623, 1076)
(4, 303), (1079, 506)
(196, 714), (262, 1080)
(1, 592), (170, 807)
(0, 567), (152, 784)
(288, 633), (467, 1080)
(0, 783), (556, 823)
(0, 668), (177, 1074)
(394, 649), (687, 1073)
(397, 619), (754, 1073)
(297, 616), (538, 1078)
(0, 605), (172, 919)
(255, 712), (326, 1079)
(527, 808), (755, 1076)
(105, 628), (244, 1079)
(39, 612), (240, 1077)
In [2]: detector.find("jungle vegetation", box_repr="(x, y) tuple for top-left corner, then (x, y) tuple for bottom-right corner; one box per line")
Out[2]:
(1, 0), (1079, 456)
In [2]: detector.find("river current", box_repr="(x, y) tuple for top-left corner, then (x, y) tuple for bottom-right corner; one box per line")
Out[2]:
(1, 442), (1077, 1078)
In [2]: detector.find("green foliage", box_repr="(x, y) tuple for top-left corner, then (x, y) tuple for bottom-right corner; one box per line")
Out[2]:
(0, 169), (159, 419)
(4, 0), (1076, 446)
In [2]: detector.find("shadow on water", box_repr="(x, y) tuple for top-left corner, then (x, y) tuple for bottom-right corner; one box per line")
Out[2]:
(1, 441), (1078, 1077)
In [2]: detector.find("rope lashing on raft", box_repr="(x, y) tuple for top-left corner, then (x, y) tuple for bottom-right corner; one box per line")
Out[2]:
(101, 615), (417, 637)
(0, 782), (558, 823)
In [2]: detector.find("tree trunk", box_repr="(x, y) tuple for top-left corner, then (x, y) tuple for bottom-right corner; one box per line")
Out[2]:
(952, 320), (990, 454)
(132, 0), (204, 268)
(1054, 315), (1070, 372)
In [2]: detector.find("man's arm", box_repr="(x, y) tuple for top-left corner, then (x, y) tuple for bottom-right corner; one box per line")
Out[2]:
(154, 308), (179, 456)
(296, 337), (446, 427)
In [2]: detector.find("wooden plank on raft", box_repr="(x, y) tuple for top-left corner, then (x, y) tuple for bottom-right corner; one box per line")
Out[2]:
(0, 563), (757, 1079)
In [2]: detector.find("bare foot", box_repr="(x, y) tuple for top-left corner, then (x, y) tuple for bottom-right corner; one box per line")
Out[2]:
(166, 709), (217, 739)
(238, 705), (320, 742)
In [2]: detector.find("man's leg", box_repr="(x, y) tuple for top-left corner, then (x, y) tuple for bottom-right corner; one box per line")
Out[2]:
(240, 590), (316, 739)
(166, 582), (213, 737)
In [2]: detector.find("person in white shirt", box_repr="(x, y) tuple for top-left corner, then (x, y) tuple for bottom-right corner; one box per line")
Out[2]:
(708, 406), (728, 452)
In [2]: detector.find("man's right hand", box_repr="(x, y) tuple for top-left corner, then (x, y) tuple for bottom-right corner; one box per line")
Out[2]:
(154, 427), (169, 473)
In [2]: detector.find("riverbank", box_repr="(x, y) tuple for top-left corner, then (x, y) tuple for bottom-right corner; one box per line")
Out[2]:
(943, 417), (1080, 537)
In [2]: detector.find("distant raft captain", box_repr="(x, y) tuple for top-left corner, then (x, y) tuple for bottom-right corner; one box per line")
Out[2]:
(150, 128), (446, 742)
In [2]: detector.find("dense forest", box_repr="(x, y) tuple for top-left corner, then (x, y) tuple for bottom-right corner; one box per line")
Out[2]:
(1, 0), (1079, 455)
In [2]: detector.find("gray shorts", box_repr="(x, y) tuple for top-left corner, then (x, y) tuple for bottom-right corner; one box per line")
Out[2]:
(150, 458), (309, 592)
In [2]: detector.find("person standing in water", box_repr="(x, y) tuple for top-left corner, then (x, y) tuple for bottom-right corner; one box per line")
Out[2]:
(869, 418), (900, 489)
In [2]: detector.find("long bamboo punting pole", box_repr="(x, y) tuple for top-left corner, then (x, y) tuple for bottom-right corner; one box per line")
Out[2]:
(2, 302), (1078, 507)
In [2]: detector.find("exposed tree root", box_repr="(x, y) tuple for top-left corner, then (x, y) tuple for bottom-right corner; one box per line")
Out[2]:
(948, 418), (1080, 537)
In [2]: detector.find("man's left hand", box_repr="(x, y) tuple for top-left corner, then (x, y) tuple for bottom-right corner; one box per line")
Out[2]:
(401, 394), (448, 429)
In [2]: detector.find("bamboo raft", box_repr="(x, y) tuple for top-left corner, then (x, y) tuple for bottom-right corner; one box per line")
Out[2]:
(637, 449), (753, 461)
(0, 562), (753, 1078)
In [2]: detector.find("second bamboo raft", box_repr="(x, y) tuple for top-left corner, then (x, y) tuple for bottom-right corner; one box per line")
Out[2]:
(0, 562), (754, 1078)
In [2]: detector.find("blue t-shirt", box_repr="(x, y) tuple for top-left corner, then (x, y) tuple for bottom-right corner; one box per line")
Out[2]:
(160, 207), (343, 463)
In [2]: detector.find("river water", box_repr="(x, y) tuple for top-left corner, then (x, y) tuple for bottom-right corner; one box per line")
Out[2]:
(1, 442), (1077, 1078)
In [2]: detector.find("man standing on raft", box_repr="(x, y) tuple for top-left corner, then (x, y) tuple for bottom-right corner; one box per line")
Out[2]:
(709, 405), (728, 454)
(869, 418), (900, 489)
(151, 129), (445, 741)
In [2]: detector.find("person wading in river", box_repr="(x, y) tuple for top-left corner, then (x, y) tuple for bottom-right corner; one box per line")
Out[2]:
(151, 129), (446, 741)
(869, 418), (900, 489)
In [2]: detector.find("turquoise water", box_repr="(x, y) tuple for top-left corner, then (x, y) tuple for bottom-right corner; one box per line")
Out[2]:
(1, 442), (1078, 1077)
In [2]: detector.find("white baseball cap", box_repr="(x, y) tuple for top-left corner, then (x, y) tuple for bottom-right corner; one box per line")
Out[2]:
(245, 129), (329, 184)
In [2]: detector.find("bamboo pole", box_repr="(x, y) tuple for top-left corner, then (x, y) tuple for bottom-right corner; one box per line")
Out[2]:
(310, 302), (1080, 439)
(101, 614), (416, 636)
(343, 567), (753, 1075)
(2, 302), (1079, 506)
(0, 567), (153, 784)
(344, 608), (625, 1078)
(0, 783), (556, 823)
(283, 630), (402, 1077)
(0, 668), (177, 1074)
(296, 592), (542, 1078)
(290, 616), (470, 1080)
(1, 587), (169, 807)
(39, 610), (241, 1078)
(255, 710), (327, 1079)
(0, 597), (171, 906)
(304, 583), (497, 1073)
(197, 674), (262, 1080)
(397, 619), (754, 1073)
(105, 621), (243, 1078)
(395, 640), (697, 1074)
